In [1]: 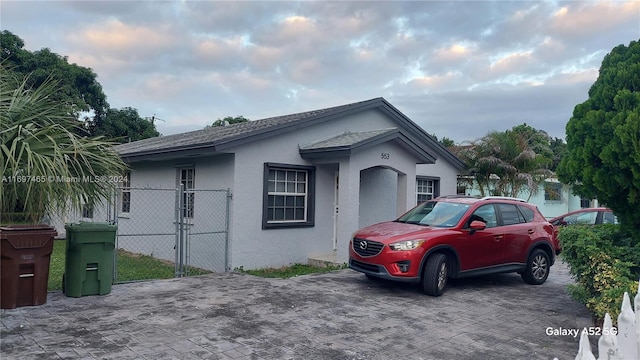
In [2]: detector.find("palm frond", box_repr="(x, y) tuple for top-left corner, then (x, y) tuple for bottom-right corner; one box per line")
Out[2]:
(1, 68), (128, 223)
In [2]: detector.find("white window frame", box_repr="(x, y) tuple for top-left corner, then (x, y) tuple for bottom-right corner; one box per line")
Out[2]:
(262, 163), (315, 229)
(416, 177), (440, 203)
(178, 167), (195, 218)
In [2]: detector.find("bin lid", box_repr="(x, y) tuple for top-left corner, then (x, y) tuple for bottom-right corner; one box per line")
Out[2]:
(64, 222), (117, 232)
(0, 225), (57, 238)
(0, 225), (57, 246)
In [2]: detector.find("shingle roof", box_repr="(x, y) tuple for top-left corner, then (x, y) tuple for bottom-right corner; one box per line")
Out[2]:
(299, 127), (437, 163)
(299, 128), (398, 150)
(114, 98), (381, 158)
(114, 97), (466, 169)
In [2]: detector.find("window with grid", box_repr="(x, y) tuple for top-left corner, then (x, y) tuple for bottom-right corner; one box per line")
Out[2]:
(121, 171), (131, 213)
(416, 178), (439, 203)
(263, 163), (315, 229)
(544, 182), (562, 201)
(179, 168), (195, 218)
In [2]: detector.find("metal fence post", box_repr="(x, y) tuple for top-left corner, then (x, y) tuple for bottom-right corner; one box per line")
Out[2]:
(225, 189), (232, 271)
(175, 184), (185, 277)
(112, 188), (119, 282)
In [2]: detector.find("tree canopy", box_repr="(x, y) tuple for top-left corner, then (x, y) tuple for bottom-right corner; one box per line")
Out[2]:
(557, 39), (640, 230)
(1, 30), (107, 129)
(96, 107), (160, 143)
(454, 123), (554, 199)
(206, 115), (250, 128)
(0, 30), (159, 142)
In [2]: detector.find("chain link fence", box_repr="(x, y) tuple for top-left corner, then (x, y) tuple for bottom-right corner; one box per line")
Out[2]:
(112, 187), (230, 283)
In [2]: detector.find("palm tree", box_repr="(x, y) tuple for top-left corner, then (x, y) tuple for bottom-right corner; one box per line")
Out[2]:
(1, 68), (127, 224)
(455, 125), (553, 200)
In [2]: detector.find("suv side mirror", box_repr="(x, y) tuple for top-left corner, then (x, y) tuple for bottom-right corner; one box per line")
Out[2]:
(469, 220), (486, 235)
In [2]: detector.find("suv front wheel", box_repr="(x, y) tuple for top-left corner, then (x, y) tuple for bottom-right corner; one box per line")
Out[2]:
(422, 253), (448, 296)
(521, 249), (550, 285)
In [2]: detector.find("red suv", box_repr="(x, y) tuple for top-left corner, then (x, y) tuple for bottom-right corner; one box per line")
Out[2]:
(349, 196), (558, 296)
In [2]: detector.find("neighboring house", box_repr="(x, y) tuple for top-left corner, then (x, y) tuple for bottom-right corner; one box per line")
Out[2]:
(457, 177), (600, 219)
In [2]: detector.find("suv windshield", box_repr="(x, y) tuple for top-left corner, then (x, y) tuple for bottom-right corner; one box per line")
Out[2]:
(397, 201), (470, 228)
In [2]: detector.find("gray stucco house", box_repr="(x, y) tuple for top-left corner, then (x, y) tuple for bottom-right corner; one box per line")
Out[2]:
(103, 97), (465, 271)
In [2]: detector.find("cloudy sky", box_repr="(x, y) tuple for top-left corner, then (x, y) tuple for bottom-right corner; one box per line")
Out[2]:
(2, 1), (639, 143)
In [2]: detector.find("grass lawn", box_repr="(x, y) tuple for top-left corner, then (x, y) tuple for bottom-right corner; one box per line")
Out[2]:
(238, 263), (347, 278)
(48, 240), (346, 291)
(48, 239), (179, 291)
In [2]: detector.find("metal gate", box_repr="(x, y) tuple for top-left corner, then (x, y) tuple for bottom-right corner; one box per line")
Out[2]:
(110, 186), (230, 283)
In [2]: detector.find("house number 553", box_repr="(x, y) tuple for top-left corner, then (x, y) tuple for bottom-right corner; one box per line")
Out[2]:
(381, 152), (390, 160)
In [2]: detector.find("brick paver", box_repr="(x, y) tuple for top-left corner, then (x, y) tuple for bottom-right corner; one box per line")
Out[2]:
(1, 261), (592, 359)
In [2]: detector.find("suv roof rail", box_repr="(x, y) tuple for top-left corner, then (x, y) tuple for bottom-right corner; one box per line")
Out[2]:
(436, 195), (479, 199)
(480, 196), (526, 202)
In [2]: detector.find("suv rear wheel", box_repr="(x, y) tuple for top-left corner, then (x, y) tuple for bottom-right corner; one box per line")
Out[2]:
(422, 253), (448, 296)
(521, 249), (550, 285)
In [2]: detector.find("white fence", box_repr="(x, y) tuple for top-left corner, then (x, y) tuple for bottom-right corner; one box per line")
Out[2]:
(568, 280), (640, 360)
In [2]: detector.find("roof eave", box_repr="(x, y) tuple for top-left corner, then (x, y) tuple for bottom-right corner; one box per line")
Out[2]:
(299, 131), (437, 164)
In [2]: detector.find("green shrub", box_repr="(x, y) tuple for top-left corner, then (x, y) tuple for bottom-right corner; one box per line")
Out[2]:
(559, 224), (639, 322)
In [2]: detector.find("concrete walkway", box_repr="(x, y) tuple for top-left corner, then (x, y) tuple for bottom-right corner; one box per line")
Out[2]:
(1, 261), (592, 359)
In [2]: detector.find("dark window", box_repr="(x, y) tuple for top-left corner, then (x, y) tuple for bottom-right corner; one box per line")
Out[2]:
(82, 204), (94, 219)
(263, 163), (315, 229)
(544, 182), (562, 201)
(602, 212), (617, 224)
(580, 197), (591, 208)
(469, 204), (498, 228)
(566, 212), (597, 225)
(179, 168), (195, 218)
(121, 172), (131, 213)
(498, 204), (524, 226)
(517, 205), (535, 222)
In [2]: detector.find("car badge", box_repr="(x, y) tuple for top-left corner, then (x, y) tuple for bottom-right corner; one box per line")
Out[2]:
(359, 240), (368, 250)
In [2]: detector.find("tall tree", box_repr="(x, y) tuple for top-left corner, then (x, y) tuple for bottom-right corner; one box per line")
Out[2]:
(549, 137), (567, 172)
(1, 30), (107, 132)
(557, 39), (640, 230)
(0, 30), (159, 141)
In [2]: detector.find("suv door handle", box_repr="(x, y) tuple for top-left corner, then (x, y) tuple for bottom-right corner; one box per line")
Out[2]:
(494, 235), (503, 241)
(527, 229), (535, 234)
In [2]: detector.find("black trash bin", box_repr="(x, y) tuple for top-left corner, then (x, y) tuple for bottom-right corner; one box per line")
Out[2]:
(63, 222), (116, 298)
(0, 225), (57, 309)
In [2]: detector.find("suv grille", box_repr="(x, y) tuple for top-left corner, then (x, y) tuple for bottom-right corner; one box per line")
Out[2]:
(352, 238), (384, 257)
(350, 259), (380, 273)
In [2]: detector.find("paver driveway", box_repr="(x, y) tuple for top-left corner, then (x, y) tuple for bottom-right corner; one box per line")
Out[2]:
(1, 261), (592, 359)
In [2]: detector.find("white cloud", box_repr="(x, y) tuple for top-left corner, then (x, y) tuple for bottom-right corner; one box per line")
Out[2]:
(1, 0), (638, 143)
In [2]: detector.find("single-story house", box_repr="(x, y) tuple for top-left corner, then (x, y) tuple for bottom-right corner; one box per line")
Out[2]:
(58, 98), (466, 271)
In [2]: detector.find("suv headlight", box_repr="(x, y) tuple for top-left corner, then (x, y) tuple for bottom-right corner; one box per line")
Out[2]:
(389, 239), (425, 251)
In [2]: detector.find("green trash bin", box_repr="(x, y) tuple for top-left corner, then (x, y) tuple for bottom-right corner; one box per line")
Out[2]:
(63, 222), (116, 298)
